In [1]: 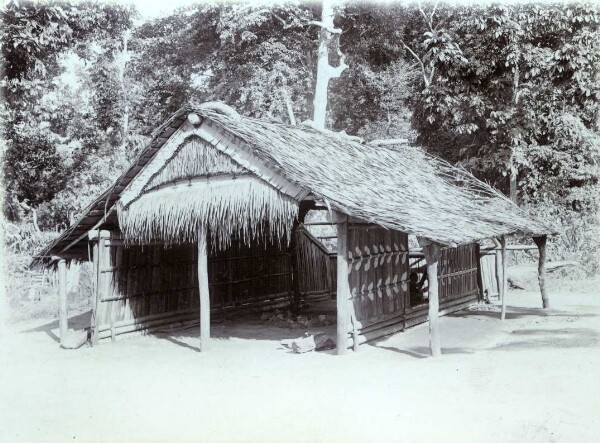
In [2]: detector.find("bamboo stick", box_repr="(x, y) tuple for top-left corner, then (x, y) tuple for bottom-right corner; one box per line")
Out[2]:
(198, 226), (210, 351)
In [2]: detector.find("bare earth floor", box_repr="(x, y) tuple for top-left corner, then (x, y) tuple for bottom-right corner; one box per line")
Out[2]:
(1, 285), (599, 443)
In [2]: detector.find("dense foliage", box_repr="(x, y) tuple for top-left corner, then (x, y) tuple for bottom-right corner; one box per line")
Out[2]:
(1, 1), (598, 271)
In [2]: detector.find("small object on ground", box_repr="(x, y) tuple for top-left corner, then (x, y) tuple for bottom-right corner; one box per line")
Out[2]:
(281, 333), (316, 353)
(507, 277), (526, 290)
(60, 329), (88, 349)
(281, 332), (335, 353)
(313, 333), (335, 351)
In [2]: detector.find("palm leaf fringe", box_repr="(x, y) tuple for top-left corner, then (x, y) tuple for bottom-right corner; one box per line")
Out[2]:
(117, 177), (298, 250)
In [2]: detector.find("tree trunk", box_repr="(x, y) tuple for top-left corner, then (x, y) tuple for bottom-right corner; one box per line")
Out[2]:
(312, 0), (347, 130)
(510, 166), (518, 204)
(500, 236), (508, 320)
(533, 236), (549, 309)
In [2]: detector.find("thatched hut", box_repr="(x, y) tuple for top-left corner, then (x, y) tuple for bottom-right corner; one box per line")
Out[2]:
(35, 103), (552, 354)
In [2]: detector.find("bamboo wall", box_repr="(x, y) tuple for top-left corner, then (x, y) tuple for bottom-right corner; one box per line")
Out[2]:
(345, 225), (409, 344)
(405, 243), (482, 328)
(93, 233), (292, 341)
(295, 226), (336, 302)
(91, 228), (482, 345)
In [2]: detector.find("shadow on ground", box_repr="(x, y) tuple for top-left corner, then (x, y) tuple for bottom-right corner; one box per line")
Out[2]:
(21, 310), (92, 343)
(151, 319), (336, 352)
(370, 344), (476, 358)
(491, 327), (600, 351)
(449, 308), (599, 320)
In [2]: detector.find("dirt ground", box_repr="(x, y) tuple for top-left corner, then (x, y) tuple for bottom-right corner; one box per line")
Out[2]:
(1, 278), (599, 443)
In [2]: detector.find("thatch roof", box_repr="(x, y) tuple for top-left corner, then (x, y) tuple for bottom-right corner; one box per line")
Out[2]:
(35, 104), (552, 263)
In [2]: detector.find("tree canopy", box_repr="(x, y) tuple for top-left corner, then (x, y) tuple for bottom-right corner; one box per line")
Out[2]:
(2, 1), (598, 267)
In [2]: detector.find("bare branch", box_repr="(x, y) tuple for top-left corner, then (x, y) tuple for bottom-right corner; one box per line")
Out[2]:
(418, 3), (434, 32)
(430, 2), (438, 24)
(401, 41), (430, 87)
(308, 20), (342, 34)
(270, 11), (293, 29)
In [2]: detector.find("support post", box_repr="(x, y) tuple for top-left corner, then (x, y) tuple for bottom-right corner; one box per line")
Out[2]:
(198, 226), (210, 351)
(493, 238), (502, 300)
(475, 243), (485, 301)
(500, 236), (508, 320)
(419, 238), (441, 357)
(88, 231), (100, 345)
(58, 258), (68, 345)
(335, 212), (350, 354)
(533, 235), (549, 309)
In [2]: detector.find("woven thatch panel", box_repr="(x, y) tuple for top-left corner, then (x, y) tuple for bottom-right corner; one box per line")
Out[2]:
(347, 225), (409, 324)
(145, 136), (248, 191)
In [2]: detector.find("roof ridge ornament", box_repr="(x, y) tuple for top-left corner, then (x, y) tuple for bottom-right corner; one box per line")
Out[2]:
(196, 101), (242, 121)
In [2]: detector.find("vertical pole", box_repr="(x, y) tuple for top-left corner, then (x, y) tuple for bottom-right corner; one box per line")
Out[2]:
(421, 240), (441, 357)
(198, 226), (210, 351)
(289, 225), (301, 313)
(336, 213), (350, 354)
(533, 235), (549, 309)
(475, 244), (485, 301)
(493, 238), (502, 300)
(89, 231), (100, 345)
(500, 236), (508, 320)
(58, 258), (68, 346)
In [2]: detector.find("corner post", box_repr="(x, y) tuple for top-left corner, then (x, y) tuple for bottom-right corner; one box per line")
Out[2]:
(492, 238), (502, 300)
(58, 258), (68, 345)
(533, 235), (549, 309)
(475, 243), (485, 301)
(419, 238), (441, 357)
(500, 236), (508, 320)
(198, 226), (210, 351)
(88, 230), (100, 345)
(335, 212), (350, 354)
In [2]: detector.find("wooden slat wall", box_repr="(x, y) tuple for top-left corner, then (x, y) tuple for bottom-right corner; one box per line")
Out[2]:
(346, 225), (409, 328)
(295, 227), (335, 301)
(438, 243), (480, 301)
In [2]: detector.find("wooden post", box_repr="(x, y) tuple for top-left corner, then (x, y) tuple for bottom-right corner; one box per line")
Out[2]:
(58, 258), (68, 345)
(198, 226), (210, 351)
(500, 236), (508, 320)
(475, 243), (485, 301)
(335, 212), (350, 354)
(89, 231), (100, 345)
(493, 238), (502, 300)
(420, 239), (441, 357)
(533, 235), (549, 309)
(289, 226), (302, 313)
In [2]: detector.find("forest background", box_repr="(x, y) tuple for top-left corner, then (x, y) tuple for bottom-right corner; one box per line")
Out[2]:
(1, 1), (598, 316)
